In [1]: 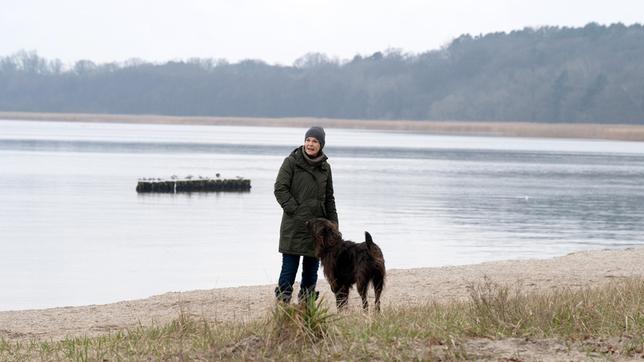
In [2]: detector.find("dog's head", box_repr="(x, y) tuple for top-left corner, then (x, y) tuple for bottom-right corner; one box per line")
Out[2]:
(306, 218), (342, 256)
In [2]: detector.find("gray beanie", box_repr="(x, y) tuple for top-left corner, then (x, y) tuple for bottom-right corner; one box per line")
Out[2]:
(304, 126), (326, 149)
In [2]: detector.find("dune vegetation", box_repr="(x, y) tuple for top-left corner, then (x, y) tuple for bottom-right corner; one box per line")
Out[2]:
(2, 278), (642, 361)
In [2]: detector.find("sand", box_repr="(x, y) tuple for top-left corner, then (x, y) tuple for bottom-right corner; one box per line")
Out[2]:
(1, 246), (642, 343)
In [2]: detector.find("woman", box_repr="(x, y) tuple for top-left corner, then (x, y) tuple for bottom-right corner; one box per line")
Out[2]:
(274, 126), (338, 303)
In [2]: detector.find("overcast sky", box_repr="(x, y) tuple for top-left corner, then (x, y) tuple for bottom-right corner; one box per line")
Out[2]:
(1, 0), (642, 66)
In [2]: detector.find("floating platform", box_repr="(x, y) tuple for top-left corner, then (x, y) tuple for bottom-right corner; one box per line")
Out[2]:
(136, 178), (251, 193)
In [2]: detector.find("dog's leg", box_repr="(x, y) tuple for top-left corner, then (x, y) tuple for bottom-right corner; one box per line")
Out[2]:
(372, 274), (384, 313)
(357, 282), (369, 311)
(335, 285), (349, 310)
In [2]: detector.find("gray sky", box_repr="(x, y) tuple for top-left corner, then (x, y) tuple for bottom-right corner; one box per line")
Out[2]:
(1, 0), (643, 66)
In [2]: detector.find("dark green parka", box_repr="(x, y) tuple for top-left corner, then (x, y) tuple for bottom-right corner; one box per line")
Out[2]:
(274, 146), (338, 257)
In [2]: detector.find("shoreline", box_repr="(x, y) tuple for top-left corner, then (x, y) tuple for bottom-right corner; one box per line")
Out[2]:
(2, 111), (644, 141)
(1, 246), (642, 342)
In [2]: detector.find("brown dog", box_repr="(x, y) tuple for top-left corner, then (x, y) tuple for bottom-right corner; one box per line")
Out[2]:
(307, 218), (385, 311)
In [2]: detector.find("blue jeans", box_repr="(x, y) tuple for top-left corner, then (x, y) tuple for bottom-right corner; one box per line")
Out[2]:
(275, 253), (319, 302)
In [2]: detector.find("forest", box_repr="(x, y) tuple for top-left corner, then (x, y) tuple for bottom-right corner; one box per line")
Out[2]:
(1, 22), (643, 124)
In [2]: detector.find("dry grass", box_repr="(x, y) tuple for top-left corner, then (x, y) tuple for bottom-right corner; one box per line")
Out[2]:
(2, 111), (644, 141)
(1, 278), (642, 361)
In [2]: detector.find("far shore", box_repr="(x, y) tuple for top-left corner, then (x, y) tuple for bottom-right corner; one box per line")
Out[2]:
(2, 111), (644, 141)
(1, 246), (642, 342)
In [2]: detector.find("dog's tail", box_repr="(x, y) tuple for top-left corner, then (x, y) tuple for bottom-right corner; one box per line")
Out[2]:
(365, 231), (384, 259)
(365, 231), (374, 248)
(365, 231), (383, 254)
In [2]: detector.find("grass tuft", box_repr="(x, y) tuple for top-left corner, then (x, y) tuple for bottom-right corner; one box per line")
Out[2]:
(268, 295), (336, 350)
(1, 278), (642, 360)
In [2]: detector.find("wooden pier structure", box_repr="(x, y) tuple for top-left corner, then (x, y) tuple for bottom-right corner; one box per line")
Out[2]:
(136, 178), (251, 193)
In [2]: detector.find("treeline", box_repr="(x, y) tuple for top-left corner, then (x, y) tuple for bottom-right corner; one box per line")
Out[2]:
(1, 22), (644, 124)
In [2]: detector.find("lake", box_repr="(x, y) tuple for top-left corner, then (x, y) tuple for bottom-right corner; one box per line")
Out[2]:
(1, 119), (643, 311)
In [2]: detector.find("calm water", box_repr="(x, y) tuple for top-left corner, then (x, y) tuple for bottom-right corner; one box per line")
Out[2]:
(1, 119), (643, 311)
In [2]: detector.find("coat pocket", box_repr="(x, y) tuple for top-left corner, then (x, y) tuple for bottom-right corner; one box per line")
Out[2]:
(291, 201), (316, 237)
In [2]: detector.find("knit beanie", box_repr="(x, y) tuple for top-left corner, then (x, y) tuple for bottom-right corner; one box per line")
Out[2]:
(304, 126), (326, 149)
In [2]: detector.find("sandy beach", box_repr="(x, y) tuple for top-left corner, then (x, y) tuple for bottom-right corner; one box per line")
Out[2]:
(2, 111), (644, 141)
(1, 246), (642, 342)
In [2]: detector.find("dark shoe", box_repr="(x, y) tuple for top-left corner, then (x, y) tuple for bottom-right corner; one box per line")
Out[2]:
(275, 286), (292, 304)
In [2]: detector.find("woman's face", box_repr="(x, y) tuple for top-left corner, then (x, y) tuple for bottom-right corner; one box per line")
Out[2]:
(304, 137), (321, 157)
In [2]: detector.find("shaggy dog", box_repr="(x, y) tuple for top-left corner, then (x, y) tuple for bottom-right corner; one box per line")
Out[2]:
(306, 218), (385, 311)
